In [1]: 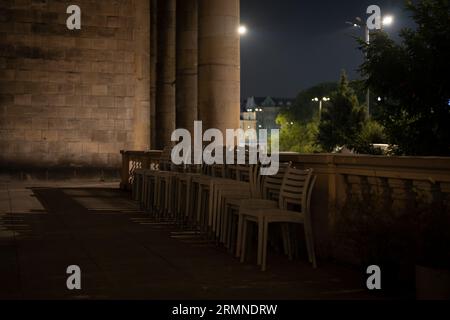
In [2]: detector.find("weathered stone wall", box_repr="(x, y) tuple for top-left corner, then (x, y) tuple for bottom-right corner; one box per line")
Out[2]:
(0, 0), (150, 169)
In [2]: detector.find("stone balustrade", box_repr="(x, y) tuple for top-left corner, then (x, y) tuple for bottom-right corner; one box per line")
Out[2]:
(120, 150), (163, 190)
(120, 150), (450, 257)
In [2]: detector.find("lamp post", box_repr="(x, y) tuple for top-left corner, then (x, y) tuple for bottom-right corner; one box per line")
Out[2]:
(312, 97), (330, 119)
(346, 15), (393, 118)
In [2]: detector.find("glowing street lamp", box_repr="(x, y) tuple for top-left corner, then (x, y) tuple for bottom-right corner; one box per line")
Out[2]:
(238, 25), (247, 36)
(382, 15), (394, 27)
(312, 97), (330, 118)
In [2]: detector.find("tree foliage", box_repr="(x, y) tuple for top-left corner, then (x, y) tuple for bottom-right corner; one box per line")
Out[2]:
(276, 113), (321, 153)
(317, 72), (367, 152)
(360, 0), (450, 156)
(289, 82), (337, 123)
(349, 120), (387, 155)
(282, 80), (368, 124)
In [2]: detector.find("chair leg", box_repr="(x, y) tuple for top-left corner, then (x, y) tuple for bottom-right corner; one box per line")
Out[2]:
(133, 176), (139, 201)
(280, 224), (289, 256)
(207, 185), (214, 231)
(292, 226), (300, 260)
(240, 218), (248, 263)
(236, 214), (244, 258)
(261, 220), (269, 272)
(304, 222), (317, 268)
(304, 225), (313, 264)
(287, 224), (293, 261)
(220, 197), (228, 242)
(185, 181), (191, 223)
(153, 178), (159, 217)
(280, 224), (289, 258)
(219, 201), (226, 243)
(179, 180), (185, 222)
(132, 175), (138, 201)
(203, 189), (209, 232)
(148, 178), (155, 215)
(165, 179), (170, 218)
(257, 217), (264, 266)
(187, 181), (194, 225)
(168, 179), (173, 218)
(227, 212), (233, 250)
(218, 194), (226, 240)
(159, 179), (165, 219)
(196, 184), (203, 225)
(141, 176), (145, 204)
(144, 177), (148, 211)
(189, 182), (196, 226)
(146, 177), (151, 212)
(212, 188), (219, 234)
(212, 188), (219, 236)
(280, 223), (293, 261)
(200, 188), (209, 233)
(175, 180), (181, 223)
(230, 213), (238, 253)
(160, 178), (165, 219)
(224, 206), (231, 248)
(163, 180), (169, 218)
(228, 208), (236, 245)
(168, 178), (174, 219)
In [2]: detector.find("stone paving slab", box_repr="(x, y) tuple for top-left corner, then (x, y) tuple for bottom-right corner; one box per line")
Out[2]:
(0, 180), (402, 300)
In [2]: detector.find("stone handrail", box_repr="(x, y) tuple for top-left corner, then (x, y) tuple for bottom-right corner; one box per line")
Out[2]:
(278, 153), (450, 257)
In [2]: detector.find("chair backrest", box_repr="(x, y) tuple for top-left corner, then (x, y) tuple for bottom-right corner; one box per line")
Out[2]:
(225, 146), (249, 180)
(238, 165), (251, 181)
(278, 166), (314, 213)
(247, 165), (262, 198)
(228, 164), (251, 181)
(205, 163), (226, 177)
(305, 174), (317, 221)
(261, 162), (289, 201)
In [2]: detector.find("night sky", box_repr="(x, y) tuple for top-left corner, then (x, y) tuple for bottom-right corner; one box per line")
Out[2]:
(240, 0), (414, 98)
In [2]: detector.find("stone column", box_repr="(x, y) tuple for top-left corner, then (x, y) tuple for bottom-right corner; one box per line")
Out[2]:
(155, 0), (176, 149)
(133, 0), (151, 150)
(176, 0), (198, 134)
(198, 0), (241, 134)
(150, 0), (158, 149)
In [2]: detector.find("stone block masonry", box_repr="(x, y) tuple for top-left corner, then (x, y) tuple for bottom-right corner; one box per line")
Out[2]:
(0, 0), (150, 169)
(0, 0), (242, 174)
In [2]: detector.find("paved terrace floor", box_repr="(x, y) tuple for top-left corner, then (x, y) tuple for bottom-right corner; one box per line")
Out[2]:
(0, 178), (399, 300)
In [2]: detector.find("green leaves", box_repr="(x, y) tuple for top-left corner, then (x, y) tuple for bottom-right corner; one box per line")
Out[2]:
(360, 0), (450, 156)
(317, 71), (367, 152)
(276, 113), (321, 153)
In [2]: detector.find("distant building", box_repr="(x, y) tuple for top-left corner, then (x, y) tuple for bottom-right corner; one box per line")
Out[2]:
(240, 109), (257, 131)
(240, 96), (295, 135)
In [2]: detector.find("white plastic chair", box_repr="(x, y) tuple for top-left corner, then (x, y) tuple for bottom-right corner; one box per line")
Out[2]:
(239, 166), (317, 271)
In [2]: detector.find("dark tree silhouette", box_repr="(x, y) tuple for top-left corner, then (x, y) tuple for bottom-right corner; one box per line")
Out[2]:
(360, 0), (450, 156)
(317, 71), (366, 152)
